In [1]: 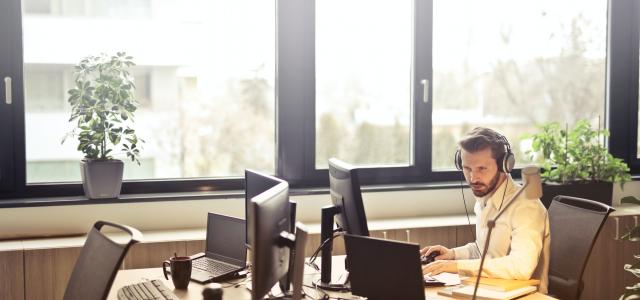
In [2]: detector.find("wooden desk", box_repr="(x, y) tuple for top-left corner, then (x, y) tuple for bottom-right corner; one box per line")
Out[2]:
(108, 267), (554, 300)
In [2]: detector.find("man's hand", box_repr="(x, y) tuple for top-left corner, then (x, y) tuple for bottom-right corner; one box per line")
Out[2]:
(420, 245), (455, 260)
(422, 260), (458, 275)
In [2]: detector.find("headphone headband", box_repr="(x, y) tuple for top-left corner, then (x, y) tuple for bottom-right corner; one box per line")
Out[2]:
(454, 133), (515, 173)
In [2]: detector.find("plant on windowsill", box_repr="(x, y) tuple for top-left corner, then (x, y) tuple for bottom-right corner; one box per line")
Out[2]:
(522, 119), (630, 207)
(62, 52), (143, 199)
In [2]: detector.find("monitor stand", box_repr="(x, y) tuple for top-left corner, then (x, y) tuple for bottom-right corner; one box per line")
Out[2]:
(264, 284), (307, 300)
(263, 223), (308, 300)
(312, 205), (351, 292)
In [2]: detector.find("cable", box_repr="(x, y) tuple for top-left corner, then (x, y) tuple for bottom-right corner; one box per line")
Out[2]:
(219, 276), (249, 288)
(302, 284), (354, 300)
(302, 284), (328, 300)
(307, 229), (343, 266)
(460, 172), (480, 253)
(496, 175), (509, 212)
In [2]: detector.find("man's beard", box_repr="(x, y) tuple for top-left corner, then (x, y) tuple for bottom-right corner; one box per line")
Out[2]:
(471, 171), (502, 197)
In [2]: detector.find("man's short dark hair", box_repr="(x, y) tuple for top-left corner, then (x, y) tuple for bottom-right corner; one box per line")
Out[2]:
(458, 127), (508, 162)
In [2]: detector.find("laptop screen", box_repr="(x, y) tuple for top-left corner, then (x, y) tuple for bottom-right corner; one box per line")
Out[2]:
(206, 213), (247, 266)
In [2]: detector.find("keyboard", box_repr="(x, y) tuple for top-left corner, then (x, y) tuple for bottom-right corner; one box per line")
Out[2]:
(117, 280), (179, 300)
(193, 257), (238, 276)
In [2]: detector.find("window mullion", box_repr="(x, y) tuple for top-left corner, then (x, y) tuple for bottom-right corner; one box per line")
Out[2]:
(276, 0), (316, 185)
(607, 0), (640, 171)
(414, 0), (433, 178)
(0, 0), (24, 192)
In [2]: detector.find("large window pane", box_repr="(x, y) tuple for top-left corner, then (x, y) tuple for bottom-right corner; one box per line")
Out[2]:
(432, 0), (607, 170)
(23, 0), (276, 183)
(315, 0), (412, 168)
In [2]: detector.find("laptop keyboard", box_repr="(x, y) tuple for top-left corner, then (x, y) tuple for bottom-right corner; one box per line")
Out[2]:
(117, 280), (178, 300)
(193, 257), (238, 276)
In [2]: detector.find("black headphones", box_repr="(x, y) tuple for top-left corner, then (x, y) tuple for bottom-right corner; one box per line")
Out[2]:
(454, 133), (515, 173)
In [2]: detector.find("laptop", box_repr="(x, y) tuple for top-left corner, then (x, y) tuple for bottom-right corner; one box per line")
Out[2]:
(344, 234), (427, 300)
(190, 213), (247, 283)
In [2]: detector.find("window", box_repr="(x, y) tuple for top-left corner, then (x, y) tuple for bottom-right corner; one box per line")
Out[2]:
(20, 0), (276, 187)
(0, 0), (638, 200)
(24, 0), (151, 18)
(315, 0), (412, 168)
(277, 0), (431, 186)
(432, 0), (607, 170)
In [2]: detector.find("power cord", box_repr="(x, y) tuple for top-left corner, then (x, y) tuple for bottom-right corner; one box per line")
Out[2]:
(302, 284), (354, 300)
(306, 229), (343, 270)
(219, 275), (249, 288)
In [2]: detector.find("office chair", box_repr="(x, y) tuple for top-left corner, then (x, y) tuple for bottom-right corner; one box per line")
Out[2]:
(63, 220), (143, 300)
(547, 195), (613, 300)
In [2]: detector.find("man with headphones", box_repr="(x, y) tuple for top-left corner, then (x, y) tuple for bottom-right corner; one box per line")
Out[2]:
(421, 127), (550, 294)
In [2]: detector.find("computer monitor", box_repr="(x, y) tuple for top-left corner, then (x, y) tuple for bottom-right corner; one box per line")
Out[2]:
(315, 158), (370, 291)
(245, 169), (284, 248)
(249, 182), (307, 300)
(328, 158), (369, 236)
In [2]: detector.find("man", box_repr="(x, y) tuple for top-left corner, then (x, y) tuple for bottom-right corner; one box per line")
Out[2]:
(421, 127), (549, 294)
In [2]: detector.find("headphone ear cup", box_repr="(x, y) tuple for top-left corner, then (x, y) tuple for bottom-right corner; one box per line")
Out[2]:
(454, 149), (462, 170)
(503, 152), (515, 173)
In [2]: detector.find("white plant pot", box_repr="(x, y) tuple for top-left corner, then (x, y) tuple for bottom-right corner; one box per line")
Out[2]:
(80, 159), (124, 199)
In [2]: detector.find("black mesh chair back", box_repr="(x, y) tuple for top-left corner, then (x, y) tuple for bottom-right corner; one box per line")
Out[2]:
(548, 195), (613, 300)
(63, 220), (142, 300)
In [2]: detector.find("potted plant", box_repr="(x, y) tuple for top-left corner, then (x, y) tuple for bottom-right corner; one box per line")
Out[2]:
(63, 52), (143, 199)
(523, 119), (630, 207)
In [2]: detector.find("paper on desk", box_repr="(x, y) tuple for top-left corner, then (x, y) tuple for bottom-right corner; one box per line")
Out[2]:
(431, 272), (462, 286)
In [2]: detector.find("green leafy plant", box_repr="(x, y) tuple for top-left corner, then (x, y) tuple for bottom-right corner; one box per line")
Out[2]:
(524, 119), (630, 187)
(63, 52), (143, 164)
(620, 196), (640, 299)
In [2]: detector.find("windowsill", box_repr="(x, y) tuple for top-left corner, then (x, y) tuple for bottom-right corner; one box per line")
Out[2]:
(2, 178), (639, 240)
(0, 180), (463, 209)
(5, 206), (640, 251)
(3, 175), (640, 209)
(0, 214), (477, 251)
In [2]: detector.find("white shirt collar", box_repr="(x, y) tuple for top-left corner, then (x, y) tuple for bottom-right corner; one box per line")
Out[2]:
(476, 174), (516, 210)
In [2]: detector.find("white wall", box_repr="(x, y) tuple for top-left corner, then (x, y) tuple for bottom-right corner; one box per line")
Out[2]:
(1, 181), (638, 240)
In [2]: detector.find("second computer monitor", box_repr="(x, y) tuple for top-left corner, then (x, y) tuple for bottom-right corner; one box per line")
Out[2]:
(249, 181), (292, 300)
(328, 158), (369, 236)
(245, 169), (284, 247)
(314, 158), (369, 291)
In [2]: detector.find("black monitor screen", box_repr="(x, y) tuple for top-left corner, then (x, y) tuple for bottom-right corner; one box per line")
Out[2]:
(245, 170), (283, 246)
(329, 158), (369, 236)
(206, 213), (246, 266)
(249, 182), (291, 300)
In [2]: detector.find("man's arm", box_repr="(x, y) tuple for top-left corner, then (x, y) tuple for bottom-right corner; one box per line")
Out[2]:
(453, 242), (481, 260)
(456, 201), (546, 280)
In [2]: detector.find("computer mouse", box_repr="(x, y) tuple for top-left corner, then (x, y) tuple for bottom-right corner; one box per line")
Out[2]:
(421, 251), (440, 265)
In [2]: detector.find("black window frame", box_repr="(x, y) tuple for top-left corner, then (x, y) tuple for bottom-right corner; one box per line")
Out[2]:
(0, 0), (638, 201)
(608, 0), (640, 174)
(277, 0), (464, 188)
(0, 0), (22, 193)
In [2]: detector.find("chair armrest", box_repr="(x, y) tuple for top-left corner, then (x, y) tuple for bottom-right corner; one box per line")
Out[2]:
(95, 220), (143, 243)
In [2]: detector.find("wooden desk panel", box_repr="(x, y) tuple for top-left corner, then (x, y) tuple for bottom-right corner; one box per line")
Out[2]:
(109, 267), (554, 300)
(124, 242), (187, 269)
(0, 250), (24, 300)
(24, 247), (82, 300)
